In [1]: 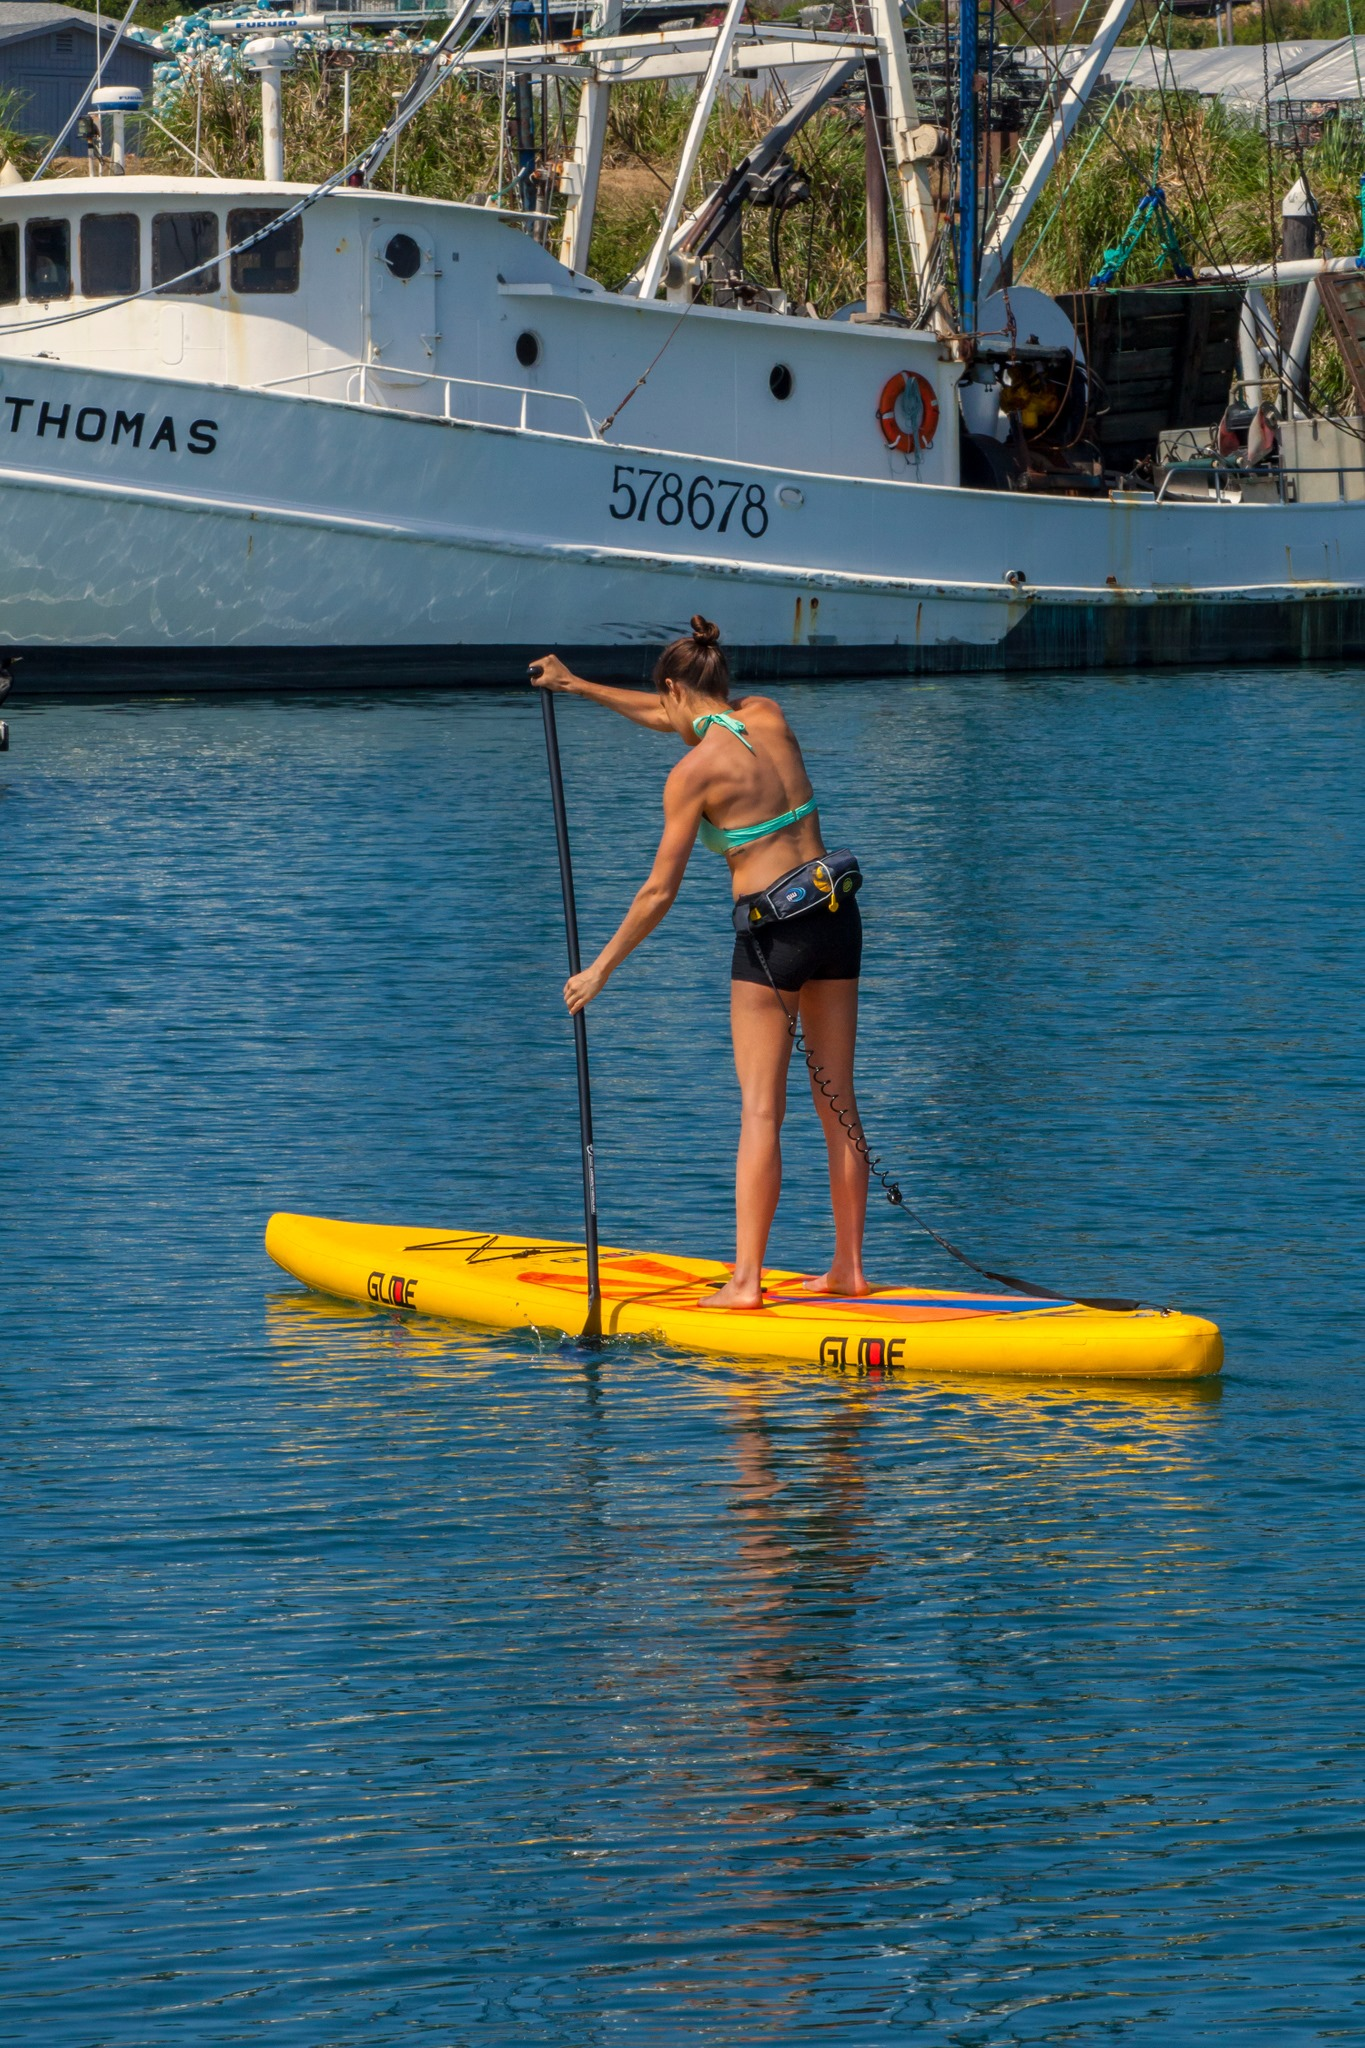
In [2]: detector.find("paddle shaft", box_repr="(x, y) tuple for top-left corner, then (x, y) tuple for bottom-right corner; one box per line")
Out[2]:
(539, 686), (602, 1339)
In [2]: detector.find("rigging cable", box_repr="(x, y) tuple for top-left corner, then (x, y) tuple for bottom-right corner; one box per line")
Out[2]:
(597, 294), (704, 434)
(1261, 0), (1281, 338)
(1138, 0), (1246, 278)
(860, 48), (914, 313)
(32, 0), (141, 182)
(993, 0), (1158, 211)
(1346, 0), (1365, 112)
(1012, 4), (1170, 283)
(987, 0), (1100, 224)
(980, 0), (999, 305)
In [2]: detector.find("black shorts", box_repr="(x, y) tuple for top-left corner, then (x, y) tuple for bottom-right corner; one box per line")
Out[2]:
(731, 898), (862, 991)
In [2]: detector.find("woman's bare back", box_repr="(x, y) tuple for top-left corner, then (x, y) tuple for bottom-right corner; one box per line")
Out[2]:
(681, 694), (826, 895)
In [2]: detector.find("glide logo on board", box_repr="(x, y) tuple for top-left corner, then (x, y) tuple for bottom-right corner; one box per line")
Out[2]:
(368, 1270), (416, 1308)
(820, 1335), (904, 1371)
(3, 396), (218, 454)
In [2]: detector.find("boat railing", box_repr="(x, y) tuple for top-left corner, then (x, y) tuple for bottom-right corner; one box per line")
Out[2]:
(1154, 461), (1247, 505)
(1154, 457), (1365, 506)
(257, 361), (602, 442)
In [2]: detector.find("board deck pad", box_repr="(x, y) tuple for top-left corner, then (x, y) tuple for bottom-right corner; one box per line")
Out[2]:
(265, 1214), (1223, 1380)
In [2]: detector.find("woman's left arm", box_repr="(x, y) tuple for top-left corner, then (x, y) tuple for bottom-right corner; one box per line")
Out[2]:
(565, 766), (703, 1013)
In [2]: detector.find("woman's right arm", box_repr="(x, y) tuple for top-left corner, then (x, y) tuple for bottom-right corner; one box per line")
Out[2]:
(530, 655), (672, 732)
(563, 761), (703, 1013)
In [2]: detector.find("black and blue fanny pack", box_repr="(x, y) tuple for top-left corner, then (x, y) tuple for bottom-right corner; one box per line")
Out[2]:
(732, 850), (863, 935)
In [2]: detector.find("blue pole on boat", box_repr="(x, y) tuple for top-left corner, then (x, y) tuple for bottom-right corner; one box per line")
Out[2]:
(958, 0), (979, 335)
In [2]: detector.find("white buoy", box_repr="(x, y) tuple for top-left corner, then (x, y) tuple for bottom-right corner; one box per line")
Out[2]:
(91, 84), (143, 176)
(243, 37), (295, 184)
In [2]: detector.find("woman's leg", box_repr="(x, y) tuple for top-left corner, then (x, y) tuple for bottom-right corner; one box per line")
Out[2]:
(796, 978), (870, 1296)
(700, 977), (797, 1309)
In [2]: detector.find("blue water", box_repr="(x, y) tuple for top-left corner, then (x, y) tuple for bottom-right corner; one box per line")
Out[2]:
(5, 671), (1364, 2044)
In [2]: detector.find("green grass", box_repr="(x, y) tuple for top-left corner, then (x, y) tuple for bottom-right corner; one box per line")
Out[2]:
(1021, 94), (1365, 286)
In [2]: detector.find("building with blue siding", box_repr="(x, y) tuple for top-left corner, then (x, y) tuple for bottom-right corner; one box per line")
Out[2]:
(0, 4), (156, 143)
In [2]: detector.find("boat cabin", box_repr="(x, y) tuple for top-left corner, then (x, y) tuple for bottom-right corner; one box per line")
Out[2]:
(0, 178), (962, 488)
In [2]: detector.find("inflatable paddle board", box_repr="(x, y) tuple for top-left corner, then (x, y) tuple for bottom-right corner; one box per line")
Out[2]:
(265, 1213), (1223, 1380)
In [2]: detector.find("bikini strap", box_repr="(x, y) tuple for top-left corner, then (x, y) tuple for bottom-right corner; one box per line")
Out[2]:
(692, 709), (755, 753)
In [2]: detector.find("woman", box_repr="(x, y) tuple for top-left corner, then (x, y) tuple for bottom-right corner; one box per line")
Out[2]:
(530, 616), (868, 1309)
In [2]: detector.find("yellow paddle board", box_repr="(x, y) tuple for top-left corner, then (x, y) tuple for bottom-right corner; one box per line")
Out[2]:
(265, 1212), (1223, 1380)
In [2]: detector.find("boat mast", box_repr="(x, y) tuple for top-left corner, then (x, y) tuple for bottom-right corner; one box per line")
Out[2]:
(557, 0), (621, 271)
(856, 0), (891, 319)
(864, 0), (938, 314)
(634, 0), (748, 299)
(957, 0), (979, 332)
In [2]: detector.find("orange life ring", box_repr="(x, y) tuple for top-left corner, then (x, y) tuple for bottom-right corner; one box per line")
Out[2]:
(876, 371), (939, 454)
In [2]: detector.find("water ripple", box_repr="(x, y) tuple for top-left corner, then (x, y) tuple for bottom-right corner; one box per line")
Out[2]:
(3, 675), (1364, 2042)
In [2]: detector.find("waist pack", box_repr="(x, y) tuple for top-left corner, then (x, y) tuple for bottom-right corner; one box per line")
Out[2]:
(732, 849), (863, 935)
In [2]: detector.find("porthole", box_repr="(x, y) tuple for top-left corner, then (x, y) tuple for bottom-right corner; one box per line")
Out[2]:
(383, 233), (421, 280)
(769, 363), (794, 401)
(515, 330), (541, 368)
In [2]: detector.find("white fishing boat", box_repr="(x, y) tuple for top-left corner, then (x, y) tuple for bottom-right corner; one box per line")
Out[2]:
(5, 0), (1365, 689)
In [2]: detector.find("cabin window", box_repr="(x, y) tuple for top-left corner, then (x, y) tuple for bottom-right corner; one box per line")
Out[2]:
(25, 218), (71, 300)
(0, 224), (17, 305)
(227, 208), (301, 294)
(152, 211), (219, 295)
(81, 213), (139, 297)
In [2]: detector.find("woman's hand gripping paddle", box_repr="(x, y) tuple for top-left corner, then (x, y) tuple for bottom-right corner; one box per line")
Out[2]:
(536, 679), (603, 1345)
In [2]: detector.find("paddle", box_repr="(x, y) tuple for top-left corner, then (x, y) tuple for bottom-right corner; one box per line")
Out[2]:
(538, 684), (603, 1343)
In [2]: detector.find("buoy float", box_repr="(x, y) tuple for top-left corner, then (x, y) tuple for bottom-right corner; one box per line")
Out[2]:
(877, 371), (939, 453)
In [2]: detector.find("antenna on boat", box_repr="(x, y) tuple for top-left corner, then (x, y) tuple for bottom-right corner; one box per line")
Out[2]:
(244, 37), (295, 183)
(90, 85), (142, 176)
(537, 685), (603, 1345)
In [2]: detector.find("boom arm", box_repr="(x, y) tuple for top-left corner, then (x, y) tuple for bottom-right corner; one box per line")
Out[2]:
(633, 0), (748, 300)
(673, 58), (861, 264)
(977, 0), (1139, 302)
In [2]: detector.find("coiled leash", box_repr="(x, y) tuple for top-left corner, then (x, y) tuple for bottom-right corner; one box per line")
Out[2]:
(738, 854), (1140, 1313)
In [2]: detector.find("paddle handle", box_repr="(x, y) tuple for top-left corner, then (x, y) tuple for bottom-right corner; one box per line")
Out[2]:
(539, 685), (602, 1339)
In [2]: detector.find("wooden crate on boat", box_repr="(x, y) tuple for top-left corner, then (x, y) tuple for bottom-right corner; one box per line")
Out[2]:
(1057, 287), (1243, 470)
(1317, 273), (1365, 413)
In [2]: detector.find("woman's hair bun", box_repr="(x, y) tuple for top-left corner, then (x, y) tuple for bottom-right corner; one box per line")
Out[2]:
(653, 614), (730, 694)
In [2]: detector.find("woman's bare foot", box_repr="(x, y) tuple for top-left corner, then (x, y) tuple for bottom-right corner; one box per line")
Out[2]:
(698, 1276), (766, 1310)
(801, 1270), (874, 1298)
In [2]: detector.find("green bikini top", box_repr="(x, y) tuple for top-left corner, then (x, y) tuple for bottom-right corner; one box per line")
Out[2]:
(691, 710), (818, 856)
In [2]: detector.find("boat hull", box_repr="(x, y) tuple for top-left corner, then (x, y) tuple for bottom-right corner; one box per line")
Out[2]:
(16, 593), (1365, 692)
(5, 356), (1364, 691)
